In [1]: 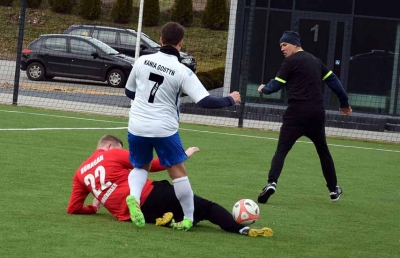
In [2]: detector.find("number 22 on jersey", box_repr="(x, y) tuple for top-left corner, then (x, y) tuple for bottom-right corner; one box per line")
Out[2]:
(84, 166), (112, 198)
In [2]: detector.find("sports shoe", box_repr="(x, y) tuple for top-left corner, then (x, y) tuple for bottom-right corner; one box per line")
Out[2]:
(170, 218), (193, 231)
(126, 195), (145, 227)
(155, 212), (174, 226)
(241, 227), (274, 237)
(330, 186), (343, 202)
(258, 182), (277, 204)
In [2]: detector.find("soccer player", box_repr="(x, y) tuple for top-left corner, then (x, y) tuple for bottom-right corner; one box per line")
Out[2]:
(125, 22), (241, 230)
(66, 135), (273, 237)
(257, 31), (352, 204)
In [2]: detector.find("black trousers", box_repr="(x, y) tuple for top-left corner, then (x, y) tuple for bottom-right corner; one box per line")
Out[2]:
(267, 105), (338, 192)
(141, 180), (244, 234)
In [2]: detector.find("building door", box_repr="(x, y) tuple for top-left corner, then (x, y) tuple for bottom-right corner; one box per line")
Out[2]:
(292, 13), (352, 108)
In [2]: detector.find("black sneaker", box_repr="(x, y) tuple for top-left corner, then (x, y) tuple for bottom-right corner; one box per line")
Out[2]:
(258, 182), (276, 204)
(330, 186), (342, 202)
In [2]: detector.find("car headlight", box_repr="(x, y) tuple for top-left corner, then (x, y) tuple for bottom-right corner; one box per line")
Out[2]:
(181, 58), (191, 65)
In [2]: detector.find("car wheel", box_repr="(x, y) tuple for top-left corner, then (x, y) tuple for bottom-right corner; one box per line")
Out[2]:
(26, 62), (45, 81)
(107, 69), (126, 88)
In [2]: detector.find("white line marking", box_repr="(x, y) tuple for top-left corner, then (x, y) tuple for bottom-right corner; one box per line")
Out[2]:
(0, 127), (127, 131)
(178, 129), (400, 153)
(1, 109), (399, 153)
(0, 109), (126, 124)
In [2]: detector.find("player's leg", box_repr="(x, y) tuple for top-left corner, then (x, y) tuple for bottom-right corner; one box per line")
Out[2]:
(305, 115), (342, 201)
(141, 180), (176, 225)
(153, 133), (193, 231)
(168, 164), (194, 231)
(126, 132), (153, 227)
(258, 122), (303, 203)
(145, 181), (273, 237)
(192, 195), (273, 237)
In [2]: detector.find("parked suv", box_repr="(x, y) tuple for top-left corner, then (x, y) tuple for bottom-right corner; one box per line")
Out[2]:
(64, 25), (197, 72)
(20, 34), (135, 88)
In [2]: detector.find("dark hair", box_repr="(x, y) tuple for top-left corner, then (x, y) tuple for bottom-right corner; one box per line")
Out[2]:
(97, 134), (123, 148)
(161, 22), (185, 46)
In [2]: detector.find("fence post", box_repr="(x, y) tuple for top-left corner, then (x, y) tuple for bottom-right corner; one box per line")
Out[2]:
(13, 0), (27, 106)
(237, 0), (256, 127)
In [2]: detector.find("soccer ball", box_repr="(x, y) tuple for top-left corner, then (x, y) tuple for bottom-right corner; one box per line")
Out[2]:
(232, 199), (260, 225)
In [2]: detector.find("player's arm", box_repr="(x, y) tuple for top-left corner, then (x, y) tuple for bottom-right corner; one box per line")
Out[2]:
(125, 62), (138, 100)
(66, 176), (98, 215)
(197, 93), (241, 108)
(322, 70), (350, 108)
(258, 79), (285, 95)
(149, 147), (200, 172)
(182, 70), (241, 108)
(258, 59), (290, 95)
(125, 88), (136, 100)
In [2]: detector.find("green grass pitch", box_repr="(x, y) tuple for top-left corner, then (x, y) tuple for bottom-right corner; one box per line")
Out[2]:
(0, 105), (399, 258)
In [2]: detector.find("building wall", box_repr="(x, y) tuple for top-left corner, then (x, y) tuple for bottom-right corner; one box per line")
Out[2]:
(230, 0), (400, 115)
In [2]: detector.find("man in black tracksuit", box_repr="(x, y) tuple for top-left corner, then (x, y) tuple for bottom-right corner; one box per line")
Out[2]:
(257, 31), (352, 204)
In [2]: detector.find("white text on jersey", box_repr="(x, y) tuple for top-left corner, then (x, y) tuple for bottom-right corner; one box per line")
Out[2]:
(80, 155), (104, 174)
(145, 60), (175, 76)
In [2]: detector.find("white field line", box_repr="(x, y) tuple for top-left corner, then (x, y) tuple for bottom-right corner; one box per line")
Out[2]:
(0, 127), (127, 131)
(1, 109), (399, 153)
(180, 128), (400, 153)
(0, 109), (127, 124)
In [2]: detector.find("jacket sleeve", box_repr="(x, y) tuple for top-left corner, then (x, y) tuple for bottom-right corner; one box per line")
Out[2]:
(261, 79), (285, 94)
(323, 72), (350, 108)
(197, 95), (235, 108)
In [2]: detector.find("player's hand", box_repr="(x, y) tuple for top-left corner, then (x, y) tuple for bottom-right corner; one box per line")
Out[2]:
(339, 106), (352, 116)
(258, 84), (266, 94)
(185, 147), (200, 158)
(93, 198), (101, 212)
(229, 91), (241, 104)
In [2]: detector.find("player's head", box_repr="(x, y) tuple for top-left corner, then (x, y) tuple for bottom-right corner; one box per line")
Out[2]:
(279, 31), (302, 57)
(97, 135), (123, 150)
(160, 22), (185, 50)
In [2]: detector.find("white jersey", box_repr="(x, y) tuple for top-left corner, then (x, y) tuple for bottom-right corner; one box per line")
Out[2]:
(126, 51), (209, 137)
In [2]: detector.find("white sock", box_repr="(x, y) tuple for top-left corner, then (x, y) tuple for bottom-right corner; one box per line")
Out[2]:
(172, 176), (194, 221)
(239, 227), (250, 234)
(127, 167), (148, 204)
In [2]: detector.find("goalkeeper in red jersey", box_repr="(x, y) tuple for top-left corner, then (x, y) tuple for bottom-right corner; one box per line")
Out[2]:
(67, 134), (273, 237)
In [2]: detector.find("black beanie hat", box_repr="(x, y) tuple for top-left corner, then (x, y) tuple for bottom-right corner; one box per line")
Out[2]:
(279, 31), (301, 47)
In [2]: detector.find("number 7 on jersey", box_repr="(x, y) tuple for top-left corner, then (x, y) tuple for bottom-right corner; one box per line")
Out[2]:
(148, 73), (164, 103)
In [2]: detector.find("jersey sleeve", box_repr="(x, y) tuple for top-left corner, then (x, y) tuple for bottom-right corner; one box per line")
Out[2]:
(149, 158), (167, 172)
(125, 60), (140, 92)
(181, 69), (210, 103)
(66, 175), (97, 214)
(275, 58), (292, 83)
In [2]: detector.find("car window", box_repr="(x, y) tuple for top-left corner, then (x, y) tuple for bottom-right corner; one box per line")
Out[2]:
(44, 37), (67, 52)
(70, 39), (97, 55)
(87, 37), (119, 55)
(120, 32), (136, 46)
(127, 29), (160, 48)
(93, 30), (117, 45)
(68, 28), (90, 37)
(141, 33), (160, 48)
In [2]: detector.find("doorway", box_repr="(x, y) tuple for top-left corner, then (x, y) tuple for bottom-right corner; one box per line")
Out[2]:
(292, 13), (352, 107)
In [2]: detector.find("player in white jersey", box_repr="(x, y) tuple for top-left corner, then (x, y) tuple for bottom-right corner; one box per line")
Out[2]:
(125, 22), (241, 231)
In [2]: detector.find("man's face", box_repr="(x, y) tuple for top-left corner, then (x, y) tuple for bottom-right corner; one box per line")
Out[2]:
(280, 42), (297, 58)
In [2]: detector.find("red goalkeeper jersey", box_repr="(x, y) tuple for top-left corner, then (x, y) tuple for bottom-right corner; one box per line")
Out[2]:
(67, 148), (166, 221)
